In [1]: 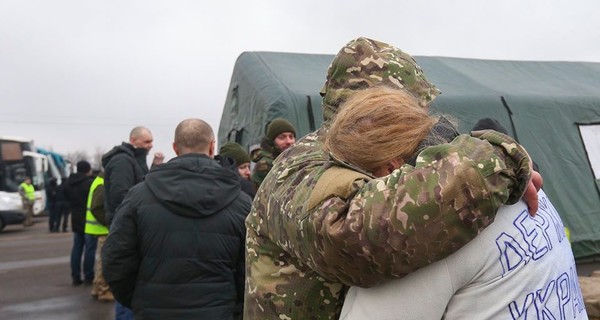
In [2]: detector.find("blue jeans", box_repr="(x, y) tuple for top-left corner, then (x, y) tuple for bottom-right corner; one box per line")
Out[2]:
(115, 301), (134, 320)
(70, 232), (98, 281)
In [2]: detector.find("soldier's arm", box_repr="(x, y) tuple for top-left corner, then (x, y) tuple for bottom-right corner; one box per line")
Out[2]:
(251, 157), (272, 188)
(295, 132), (532, 287)
(90, 186), (107, 226)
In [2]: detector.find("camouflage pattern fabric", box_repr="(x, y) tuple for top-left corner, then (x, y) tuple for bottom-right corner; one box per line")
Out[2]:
(320, 37), (441, 127)
(244, 37), (533, 320)
(91, 235), (114, 301)
(251, 137), (281, 189)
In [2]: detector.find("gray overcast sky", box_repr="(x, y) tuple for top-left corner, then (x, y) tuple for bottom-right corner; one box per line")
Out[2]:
(2, 0), (600, 164)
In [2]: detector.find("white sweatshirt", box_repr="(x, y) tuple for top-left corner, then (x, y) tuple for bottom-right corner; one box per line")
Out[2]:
(340, 190), (588, 320)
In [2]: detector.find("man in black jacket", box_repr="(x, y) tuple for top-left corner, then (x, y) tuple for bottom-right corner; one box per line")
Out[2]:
(101, 125), (164, 319)
(63, 160), (95, 286)
(102, 126), (165, 226)
(103, 118), (252, 320)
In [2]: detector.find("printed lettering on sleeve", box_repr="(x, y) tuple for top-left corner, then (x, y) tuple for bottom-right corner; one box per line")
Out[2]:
(496, 192), (586, 319)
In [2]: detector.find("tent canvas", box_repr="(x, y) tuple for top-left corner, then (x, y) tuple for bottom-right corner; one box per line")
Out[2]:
(218, 51), (600, 260)
(218, 51), (331, 152)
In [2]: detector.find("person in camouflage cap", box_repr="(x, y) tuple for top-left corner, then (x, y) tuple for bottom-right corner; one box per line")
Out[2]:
(244, 37), (539, 319)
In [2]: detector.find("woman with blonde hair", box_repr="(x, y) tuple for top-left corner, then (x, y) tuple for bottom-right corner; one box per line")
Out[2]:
(325, 85), (453, 177)
(330, 88), (579, 320)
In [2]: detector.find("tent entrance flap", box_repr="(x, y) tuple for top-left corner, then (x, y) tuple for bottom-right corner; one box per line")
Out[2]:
(306, 95), (316, 132)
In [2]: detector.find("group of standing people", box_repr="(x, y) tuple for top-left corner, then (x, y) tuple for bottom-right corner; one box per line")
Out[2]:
(39, 126), (164, 319)
(103, 120), (250, 319)
(56, 35), (587, 320)
(98, 118), (297, 319)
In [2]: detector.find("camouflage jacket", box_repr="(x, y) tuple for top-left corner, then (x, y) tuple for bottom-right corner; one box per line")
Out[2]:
(245, 36), (532, 319)
(244, 128), (532, 319)
(251, 137), (281, 189)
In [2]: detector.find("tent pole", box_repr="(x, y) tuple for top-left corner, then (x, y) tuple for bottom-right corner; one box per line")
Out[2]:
(500, 96), (519, 142)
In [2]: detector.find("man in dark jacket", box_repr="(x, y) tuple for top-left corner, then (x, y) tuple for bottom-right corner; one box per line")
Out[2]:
(103, 118), (252, 320)
(46, 178), (60, 232)
(55, 180), (70, 232)
(63, 160), (95, 286)
(102, 126), (164, 226)
(101, 125), (164, 319)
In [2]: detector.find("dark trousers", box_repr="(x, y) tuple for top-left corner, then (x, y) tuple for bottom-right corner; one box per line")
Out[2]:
(57, 203), (70, 231)
(48, 203), (60, 231)
(70, 232), (98, 282)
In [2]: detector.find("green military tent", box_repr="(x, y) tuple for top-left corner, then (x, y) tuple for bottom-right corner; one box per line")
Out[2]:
(218, 51), (600, 260)
(218, 52), (331, 151)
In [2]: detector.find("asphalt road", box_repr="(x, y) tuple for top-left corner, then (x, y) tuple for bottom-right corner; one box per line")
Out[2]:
(0, 216), (114, 320)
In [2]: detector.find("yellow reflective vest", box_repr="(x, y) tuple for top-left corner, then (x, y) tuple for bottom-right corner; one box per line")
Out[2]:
(19, 182), (35, 201)
(85, 176), (108, 235)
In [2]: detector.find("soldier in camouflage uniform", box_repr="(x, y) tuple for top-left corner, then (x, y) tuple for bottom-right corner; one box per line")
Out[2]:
(244, 37), (537, 319)
(251, 118), (296, 188)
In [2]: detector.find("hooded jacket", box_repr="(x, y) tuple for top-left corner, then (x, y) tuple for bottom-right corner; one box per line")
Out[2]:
(244, 37), (534, 319)
(217, 155), (256, 198)
(63, 172), (94, 233)
(102, 153), (252, 320)
(101, 142), (149, 226)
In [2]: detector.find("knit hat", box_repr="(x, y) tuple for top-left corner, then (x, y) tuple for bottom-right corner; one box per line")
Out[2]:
(266, 118), (296, 140)
(219, 142), (251, 165)
(76, 160), (91, 173)
(472, 118), (509, 135)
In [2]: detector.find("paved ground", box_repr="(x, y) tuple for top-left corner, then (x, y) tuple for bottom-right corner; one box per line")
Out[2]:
(0, 216), (114, 320)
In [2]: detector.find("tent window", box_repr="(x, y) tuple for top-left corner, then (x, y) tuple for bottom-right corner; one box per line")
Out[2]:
(230, 84), (239, 115)
(578, 124), (600, 179)
(226, 128), (244, 145)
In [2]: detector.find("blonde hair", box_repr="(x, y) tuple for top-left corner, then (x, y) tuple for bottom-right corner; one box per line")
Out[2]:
(325, 86), (437, 175)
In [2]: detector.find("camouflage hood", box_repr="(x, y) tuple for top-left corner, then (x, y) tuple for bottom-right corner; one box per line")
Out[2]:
(320, 37), (441, 127)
